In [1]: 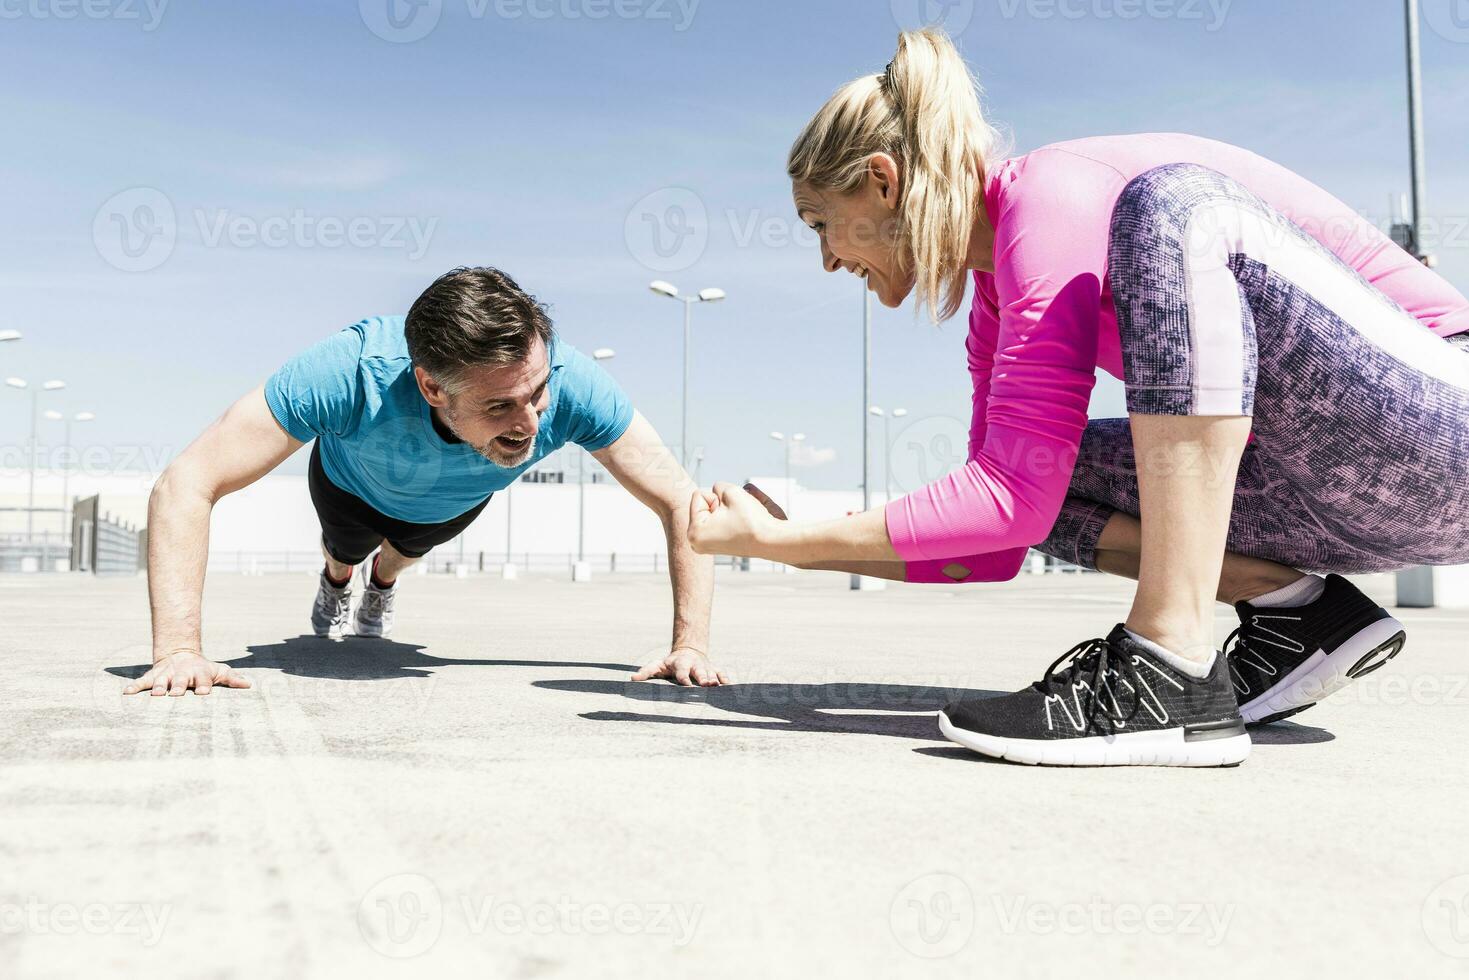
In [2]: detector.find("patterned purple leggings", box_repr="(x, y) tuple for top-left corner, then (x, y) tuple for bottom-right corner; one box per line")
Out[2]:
(1038, 164), (1469, 575)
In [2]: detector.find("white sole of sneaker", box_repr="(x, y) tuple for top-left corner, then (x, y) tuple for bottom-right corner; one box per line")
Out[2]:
(938, 712), (1252, 767)
(1239, 616), (1406, 725)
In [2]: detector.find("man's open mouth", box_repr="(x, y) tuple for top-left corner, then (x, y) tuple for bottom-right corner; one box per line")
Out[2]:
(496, 433), (532, 451)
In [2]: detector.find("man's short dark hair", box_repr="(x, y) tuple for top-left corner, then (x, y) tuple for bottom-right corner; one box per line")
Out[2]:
(405, 267), (555, 391)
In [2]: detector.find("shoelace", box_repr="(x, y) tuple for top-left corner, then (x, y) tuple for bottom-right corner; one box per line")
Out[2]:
(1221, 621), (1259, 664)
(317, 586), (352, 624)
(1034, 636), (1145, 731)
(360, 588), (386, 620)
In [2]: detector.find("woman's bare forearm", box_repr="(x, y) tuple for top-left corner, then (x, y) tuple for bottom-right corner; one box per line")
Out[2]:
(761, 508), (901, 565)
(794, 559), (908, 581)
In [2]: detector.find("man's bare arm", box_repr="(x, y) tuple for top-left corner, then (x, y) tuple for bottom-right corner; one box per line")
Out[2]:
(592, 411), (725, 687)
(129, 385), (304, 695)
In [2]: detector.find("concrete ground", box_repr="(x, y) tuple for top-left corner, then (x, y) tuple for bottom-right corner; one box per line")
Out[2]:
(3, 568), (1468, 979)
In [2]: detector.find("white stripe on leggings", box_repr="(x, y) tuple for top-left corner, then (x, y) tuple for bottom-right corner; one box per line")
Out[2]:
(1180, 202), (1469, 413)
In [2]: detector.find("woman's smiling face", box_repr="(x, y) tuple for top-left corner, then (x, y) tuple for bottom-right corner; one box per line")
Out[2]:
(792, 154), (915, 308)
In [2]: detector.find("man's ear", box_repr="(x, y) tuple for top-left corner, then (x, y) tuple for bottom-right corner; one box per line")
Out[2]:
(414, 365), (450, 408)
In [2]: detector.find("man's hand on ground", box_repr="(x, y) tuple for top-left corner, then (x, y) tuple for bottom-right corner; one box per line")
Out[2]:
(123, 652), (252, 696)
(632, 647), (729, 687)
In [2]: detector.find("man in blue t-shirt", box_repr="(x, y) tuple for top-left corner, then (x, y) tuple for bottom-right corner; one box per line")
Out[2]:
(132, 267), (725, 695)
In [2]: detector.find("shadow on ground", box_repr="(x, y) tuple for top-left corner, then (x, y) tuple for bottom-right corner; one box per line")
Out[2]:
(534, 678), (1004, 741)
(105, 635), (639, 682)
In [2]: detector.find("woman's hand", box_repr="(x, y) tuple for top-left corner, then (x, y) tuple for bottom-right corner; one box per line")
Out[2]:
(687, 482), (789, 558)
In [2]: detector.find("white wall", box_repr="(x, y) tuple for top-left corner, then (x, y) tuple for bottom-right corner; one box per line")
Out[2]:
(0, 466), (880, 563)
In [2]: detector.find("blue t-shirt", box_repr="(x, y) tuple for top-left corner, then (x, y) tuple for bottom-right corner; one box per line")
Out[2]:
(265, 316), (633, 523)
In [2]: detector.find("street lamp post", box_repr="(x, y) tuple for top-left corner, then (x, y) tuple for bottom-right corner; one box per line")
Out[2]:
(1404, 0), (1427, 262)
(869, 406), (907, 505)
(6, 377), (66, 542)
(649, 281), (725, 469)
(853, 283), (883, 591)
(574, 348), (615, 583)
(43, 409), (95, 540)
(768, 431), (806, 514)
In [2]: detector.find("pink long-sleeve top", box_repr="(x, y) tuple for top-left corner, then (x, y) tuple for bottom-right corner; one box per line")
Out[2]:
(886, 133), (1469, 584)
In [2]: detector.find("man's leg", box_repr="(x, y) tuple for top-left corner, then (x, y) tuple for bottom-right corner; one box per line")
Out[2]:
(368, 539), (417, 587)
(321, 539), (361, 587)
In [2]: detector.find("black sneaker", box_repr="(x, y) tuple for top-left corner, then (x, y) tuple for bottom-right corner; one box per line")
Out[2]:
(1226, 574), (1407, 725)
(939, 625), (1249, 767)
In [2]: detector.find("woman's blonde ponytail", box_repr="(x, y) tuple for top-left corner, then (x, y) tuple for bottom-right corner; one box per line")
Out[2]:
(788, 29), (1003, 321)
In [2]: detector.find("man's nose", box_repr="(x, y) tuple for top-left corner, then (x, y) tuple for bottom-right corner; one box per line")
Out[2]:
(513, 404), (540, 435)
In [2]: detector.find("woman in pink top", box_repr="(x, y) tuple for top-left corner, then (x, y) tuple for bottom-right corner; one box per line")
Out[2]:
(687, 29), (1469, 767)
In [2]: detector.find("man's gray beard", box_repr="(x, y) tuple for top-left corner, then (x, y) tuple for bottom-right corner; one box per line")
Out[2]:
(442, 406), (536, 468)
(475, 439), (535, 468)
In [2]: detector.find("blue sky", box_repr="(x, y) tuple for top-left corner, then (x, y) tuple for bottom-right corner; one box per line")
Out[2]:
(2, 0), (1466, 492)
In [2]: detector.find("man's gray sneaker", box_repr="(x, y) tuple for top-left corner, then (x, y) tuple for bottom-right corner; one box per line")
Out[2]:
(311, 571), (353, 639)
(353, 563), (396, 638)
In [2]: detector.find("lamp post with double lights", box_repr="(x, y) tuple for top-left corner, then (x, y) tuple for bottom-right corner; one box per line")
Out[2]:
(5, 377), (66, 541)
(648, 281), (724, 469)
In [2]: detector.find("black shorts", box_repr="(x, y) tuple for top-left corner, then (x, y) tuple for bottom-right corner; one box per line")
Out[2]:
(308, 442), (492, 565)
